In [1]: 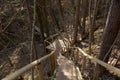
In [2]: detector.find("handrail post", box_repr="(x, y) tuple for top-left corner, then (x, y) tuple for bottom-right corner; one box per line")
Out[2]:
(49, 53), (54, 76)
(77, 48), (86, 75)
(36, 63), (43, 80)
(76, 48), (79, 63)
(2, 51), (55, 80)
(49, 51), (57, 76)
(81, 56), (86, 75)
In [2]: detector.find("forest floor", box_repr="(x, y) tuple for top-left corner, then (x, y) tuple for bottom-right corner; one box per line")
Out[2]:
(0, 0), (120, 80)
(0, 42), (51, 80)
(0, 27), (119, 80)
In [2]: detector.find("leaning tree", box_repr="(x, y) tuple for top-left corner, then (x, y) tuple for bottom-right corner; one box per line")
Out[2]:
(94, 0), (120, 79)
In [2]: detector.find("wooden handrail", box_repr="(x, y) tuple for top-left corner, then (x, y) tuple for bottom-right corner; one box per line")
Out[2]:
(2, 51), (55, 80)
(77, 48), (120, 77)
(2, 45), (120, 80)
(63, 47), (120, 77)
(45, 33), (59, 41)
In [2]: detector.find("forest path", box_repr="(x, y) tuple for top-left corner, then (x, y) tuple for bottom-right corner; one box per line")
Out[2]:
(55, 55), (80, 80)
(47, 38), (82, 80)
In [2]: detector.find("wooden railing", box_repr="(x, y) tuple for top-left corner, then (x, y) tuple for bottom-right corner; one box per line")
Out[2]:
(2, 36), (120, 79)
(78, 48), (120, 77)
(2, 34), (59, 80)
(66, 47), (120, 77)
(2, 50), (57, 80)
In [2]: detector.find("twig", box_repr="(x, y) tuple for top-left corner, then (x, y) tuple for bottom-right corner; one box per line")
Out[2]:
(2, 12), (18, 32)
(2, 33), (15, 45)
(2, 0), (26, 32)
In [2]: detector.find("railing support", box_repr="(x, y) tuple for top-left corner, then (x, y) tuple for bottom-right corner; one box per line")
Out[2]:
(81, 56), (86, 75)
(49, 51), (57, 76)
(36, 64), (43, 80)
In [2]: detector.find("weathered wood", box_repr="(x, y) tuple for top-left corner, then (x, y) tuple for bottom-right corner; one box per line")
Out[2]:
(77, 48), (120, 77)
(81, 56), (86, 75)
(36, 64), (43, 80)
(49, 51), (57, 76)
(76, 66), (83, 80)
(49, 54), (54, 76)
(46, 39), (70, 52)
(2, 51), (55, 80)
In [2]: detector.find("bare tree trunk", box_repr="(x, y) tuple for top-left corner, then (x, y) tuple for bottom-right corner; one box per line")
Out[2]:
(49, 0), (59, 31)
(36, 0), (47, 54)
(42, 0), (49, 37)
(103, 0), (110, 26)
(91, 0), (99, 43)
(31, 0), (37, 79)
(94, 0), (120, 79)
(25, 0), (32, 31)
(88, 0), (92, 55)
(56, 0), (65, 31)
(81, 0), (87, 37)
(70, 0), (76, 14)
(36, 0), (49, 39)
(36, 2), (45, 40)
(73, 0), (81, 44)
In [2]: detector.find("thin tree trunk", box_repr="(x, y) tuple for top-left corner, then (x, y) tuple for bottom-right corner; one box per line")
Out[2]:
(89, 0), (92, 56)
(36, 3), (45, 40)
(70, 0), (76, 14)
(31, 1), (44, 79)
(49, 0), (58, 31)
(81, 0), (87, 37)
(91, 0), (99, 43)
(25, 0), (32, 31)
(36, 0), (47, 54)
(56, 0), (65, 31)
(73, 0), (80, 44)
(103, 0), (110, 26)
(42, 0), (49, 37)
(30, 0), (37, 79)
(94, 0), (120, 79)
